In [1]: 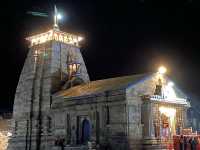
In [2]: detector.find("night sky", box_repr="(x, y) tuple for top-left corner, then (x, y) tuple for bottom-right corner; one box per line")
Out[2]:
(1, 0), (200, 112)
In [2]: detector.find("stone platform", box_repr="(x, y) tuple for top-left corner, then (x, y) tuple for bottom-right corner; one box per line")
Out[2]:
(52, 143), (173, 150)
(142, 138), (174, 150)
(52, 146), (88, 150)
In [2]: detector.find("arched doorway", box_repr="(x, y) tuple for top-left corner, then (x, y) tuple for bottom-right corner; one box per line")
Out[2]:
(81, 119), (91, 144)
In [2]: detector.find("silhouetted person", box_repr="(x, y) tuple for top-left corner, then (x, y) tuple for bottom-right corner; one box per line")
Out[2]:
(184, 136), (187, 150)
(55, 136), (60, 146)
(57, 138), (65, 150)
(180, 135), (184, 150)
(189, 137), (198, 150)
(105, 143), (111, 150)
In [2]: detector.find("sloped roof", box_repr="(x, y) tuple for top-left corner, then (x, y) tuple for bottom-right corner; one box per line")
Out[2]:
(56, 73), (150, 98)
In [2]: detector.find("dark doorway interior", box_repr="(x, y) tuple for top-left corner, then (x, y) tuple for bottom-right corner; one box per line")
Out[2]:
(81, 119), (91, 144)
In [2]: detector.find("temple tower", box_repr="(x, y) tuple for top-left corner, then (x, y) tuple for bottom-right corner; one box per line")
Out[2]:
(8, 8), (89, 149)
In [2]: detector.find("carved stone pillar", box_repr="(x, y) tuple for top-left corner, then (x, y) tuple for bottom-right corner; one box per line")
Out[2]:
(148, 102), (155, 138)
(142, 101), (155, 139)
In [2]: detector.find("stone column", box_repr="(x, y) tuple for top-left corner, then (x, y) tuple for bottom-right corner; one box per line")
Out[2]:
(182, 108), (188, 128)
(148, 102), (155, 138)
(143, 101), (155, 139)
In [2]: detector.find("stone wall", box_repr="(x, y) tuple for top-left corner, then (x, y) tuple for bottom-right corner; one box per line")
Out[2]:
(9, 40), (90, 150)
(125, 73), (190, 149)
(51, 90), (128, 149)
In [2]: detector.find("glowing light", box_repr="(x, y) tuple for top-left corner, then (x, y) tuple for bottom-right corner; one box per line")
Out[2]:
(78, 36), (83, 41)
(26, 30), (82, 47)
(168, 81), (174, 87)
(163, 81), (176, 99)
(68, 63), (81, 76)
(0, 131), (11, 150)
(7, 132), (12, 137)
(57, 14), (62, 20)
(159, 106), (176, 118)
(159, 106), (176, 136)
(158, 66), (167, 74)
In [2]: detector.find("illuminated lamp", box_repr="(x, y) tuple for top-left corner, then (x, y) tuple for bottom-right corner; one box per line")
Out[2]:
(33, 50), (39, 57)
(7, 132), (12, 137)
(168, 81), (174, 87)
(68, 63), (81, 78)
(158, 66), (167, 74)
(159, 106), (176, 117)
(78, 36), (83, 41)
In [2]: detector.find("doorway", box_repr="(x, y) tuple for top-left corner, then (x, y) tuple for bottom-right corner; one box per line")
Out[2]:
(81, 119), (91, 144)
(159, 106), (176, 138)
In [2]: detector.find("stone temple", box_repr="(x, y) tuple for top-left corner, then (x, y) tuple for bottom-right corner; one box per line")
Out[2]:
(8, 11), (190, 150)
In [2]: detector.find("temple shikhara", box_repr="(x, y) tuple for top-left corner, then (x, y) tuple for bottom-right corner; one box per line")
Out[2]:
(8, 6), (192, 150)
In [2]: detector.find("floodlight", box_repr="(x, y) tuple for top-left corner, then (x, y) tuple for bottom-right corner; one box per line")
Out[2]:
(158, 66), (167, 74)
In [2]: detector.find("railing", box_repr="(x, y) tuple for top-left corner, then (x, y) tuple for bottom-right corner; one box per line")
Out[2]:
(149, 95), (189, 105)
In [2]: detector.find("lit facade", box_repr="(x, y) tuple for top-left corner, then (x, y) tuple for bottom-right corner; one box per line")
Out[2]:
(8, 27), (190, 150)
(26, 29), (83, 47)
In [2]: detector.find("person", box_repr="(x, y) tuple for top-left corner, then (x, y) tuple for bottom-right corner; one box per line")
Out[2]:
(180, 135), (184, 150)
(59, 138), (65, 150)
(194, 137), (199, 149)
(184, 136), (187, 150)
(55, 136), (60, 146)
(189, 137), (198, 150)
(197, 137), (200, 150)
(187, 136), (191, 150)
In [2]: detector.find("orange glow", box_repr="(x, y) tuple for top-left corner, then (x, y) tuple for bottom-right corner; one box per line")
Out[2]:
(159, 106), (176, 136)
(26, 29), (83, 47)
(159, 106), (176, 117)
(158, 66), (167, 74)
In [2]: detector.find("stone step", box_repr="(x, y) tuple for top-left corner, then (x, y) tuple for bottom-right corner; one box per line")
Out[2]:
(142, 144), (174, 150)
(52, 146), (93, 150)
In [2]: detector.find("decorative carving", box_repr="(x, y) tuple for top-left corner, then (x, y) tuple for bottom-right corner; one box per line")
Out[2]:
(154, 78), (162, 96)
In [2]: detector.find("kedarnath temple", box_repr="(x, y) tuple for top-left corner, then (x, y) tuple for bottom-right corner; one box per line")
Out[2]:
(8, 7), (191, 150)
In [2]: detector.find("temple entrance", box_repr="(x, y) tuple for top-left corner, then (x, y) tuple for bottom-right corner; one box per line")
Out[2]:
(81, 119), (91, 144)
(159, 106), (176, 138)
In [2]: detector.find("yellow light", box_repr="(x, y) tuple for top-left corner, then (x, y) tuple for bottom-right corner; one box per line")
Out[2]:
(27, 30), (83, 47)
(78, 36), (83, 41)
(159, 106), (176, 136)
(7, 132), (12, 137)
(72, 64), (77, 71)
(163, 82), (176, 99)
(159, 106), (176, 117)
(158, 66), (167, 74)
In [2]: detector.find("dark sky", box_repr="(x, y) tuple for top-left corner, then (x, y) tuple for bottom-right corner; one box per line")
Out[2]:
(1, 0), (200, 112)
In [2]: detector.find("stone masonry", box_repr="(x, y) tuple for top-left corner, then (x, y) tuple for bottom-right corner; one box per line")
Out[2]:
(8, 27), (190, 150)
(8, 37), (89, 150)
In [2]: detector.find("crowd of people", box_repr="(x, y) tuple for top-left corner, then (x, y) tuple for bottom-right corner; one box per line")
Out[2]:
(54, 135), (200, 150)
(174, 135), (200, 150)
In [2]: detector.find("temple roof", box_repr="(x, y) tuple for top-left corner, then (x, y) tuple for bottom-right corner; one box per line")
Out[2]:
(56, 73), (150, 98)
